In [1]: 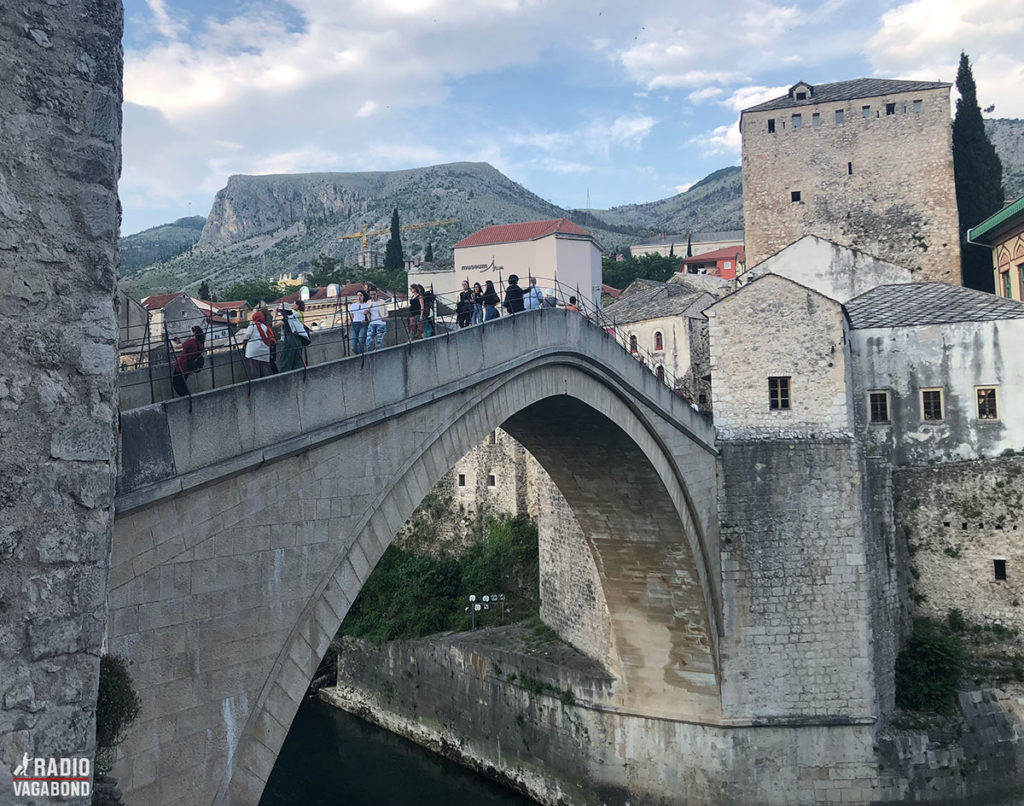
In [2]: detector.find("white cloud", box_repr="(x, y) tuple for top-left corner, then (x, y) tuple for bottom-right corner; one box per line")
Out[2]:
(867, 0), (1024, 117)
(675, 182), (695, 193)
(355, 100), (378, 118)
(689, 87), (724, 104)
(609, 115), (657, 148)
(693, 123), (742, 156)
(720, 85), (789, 113)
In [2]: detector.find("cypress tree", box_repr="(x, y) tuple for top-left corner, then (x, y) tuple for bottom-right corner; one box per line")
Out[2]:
(952, 51), (1004, 292)
(198, 279), (211, 301)
(384, 208), (404, 271)
(686, 232), (693, 258)
(425, 242), (434, 262)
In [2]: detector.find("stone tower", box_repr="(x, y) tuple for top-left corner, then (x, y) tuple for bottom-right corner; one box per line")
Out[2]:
(741, 78), (961, 283)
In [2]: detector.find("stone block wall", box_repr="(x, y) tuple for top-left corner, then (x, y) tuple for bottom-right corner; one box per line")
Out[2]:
(707, 275), (853, 439)
(0, 0), (122, 795)
(718, 439), (881, 721)
(742, 85), (960, 281)
(894, 455), (1024, 630)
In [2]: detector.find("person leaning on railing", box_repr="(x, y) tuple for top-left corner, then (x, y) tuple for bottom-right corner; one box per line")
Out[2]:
(171, 325), (205, 397)
(365, 288), (388, 351)
(242, 310), (276, 378)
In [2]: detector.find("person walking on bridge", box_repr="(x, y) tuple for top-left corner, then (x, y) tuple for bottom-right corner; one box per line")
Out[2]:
(348, 289), (370, 355)
(242, 310), (276, 379)
(482, 280), (500, 321)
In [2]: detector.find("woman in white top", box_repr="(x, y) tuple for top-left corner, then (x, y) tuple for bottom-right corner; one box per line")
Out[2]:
(348, 290), (370, 355)
(242, 310), (277, 378)
(365, 288), (388, 351)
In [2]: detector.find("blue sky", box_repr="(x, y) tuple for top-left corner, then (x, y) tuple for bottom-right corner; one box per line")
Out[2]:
(120, 0), (1024, 235)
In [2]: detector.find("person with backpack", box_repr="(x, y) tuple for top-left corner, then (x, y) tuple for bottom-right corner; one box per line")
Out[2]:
(242, 310), (277, 378)
(171, 325), (205, 397)
(503, 274), (524, 314)
(276, 307), (307, 372)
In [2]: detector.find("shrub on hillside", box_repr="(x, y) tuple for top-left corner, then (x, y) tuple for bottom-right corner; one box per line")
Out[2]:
(895, 617), (966, 714)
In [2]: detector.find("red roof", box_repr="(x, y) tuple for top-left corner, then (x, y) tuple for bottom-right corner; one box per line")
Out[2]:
(454, 218), (591, 249)
(212, 300), (250, 310)
(679, 245), (745, 265)
(602, 284), (622, 298)
(141, 292), (184, 311)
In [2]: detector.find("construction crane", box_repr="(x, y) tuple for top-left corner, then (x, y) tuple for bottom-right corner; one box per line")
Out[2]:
(338, 218), (460, 250)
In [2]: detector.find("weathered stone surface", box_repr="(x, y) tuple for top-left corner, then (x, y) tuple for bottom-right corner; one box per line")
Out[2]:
(0, 1), (121, 800)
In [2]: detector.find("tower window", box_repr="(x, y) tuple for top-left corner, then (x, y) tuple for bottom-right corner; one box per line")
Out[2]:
(792, 113), (802, 128)
(767, 118), (776, 133)
(994, 559), (1007, 581)
(921, 388), (944, 421)
(868, 391), (890, 423)
(768, 376), (791, 410)
(977, 387), (998, 420)
(812, 112), (821, 127)
(913, 99), (923, 113)
(885, 102), (896, 115)
(795, 91), (807, 100)
(848, 162), (853, 175)
(791, 190), (802, 202)
(487, 474), (496, 487)
(835, 109), (844, 124)
(458, 474), (466, 487)
(862, 105), (871, 118)
(654, 331), (663, 351)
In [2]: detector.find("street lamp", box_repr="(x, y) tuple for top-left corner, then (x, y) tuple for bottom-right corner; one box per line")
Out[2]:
(465, 593), (505, 631)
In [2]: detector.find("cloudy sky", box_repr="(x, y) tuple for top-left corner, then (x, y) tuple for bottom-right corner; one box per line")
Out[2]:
(120, 0), (1024, 235)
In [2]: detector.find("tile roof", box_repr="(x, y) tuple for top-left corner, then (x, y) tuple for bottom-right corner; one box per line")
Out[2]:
(845, 283), (1024, 329)
(680, 245), (745, 265)
(744, 78), (950, 113)
(212, 300), (250, 310)
(454, 218), (592, 248)
(141, 292), (183, 311)
(602, 284), (622, 298)
(604, 279), (711, 324)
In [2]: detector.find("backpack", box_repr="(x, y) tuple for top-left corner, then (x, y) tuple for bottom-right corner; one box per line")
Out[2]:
(289, 315), (311, 347)
(187, 349), (205, 372)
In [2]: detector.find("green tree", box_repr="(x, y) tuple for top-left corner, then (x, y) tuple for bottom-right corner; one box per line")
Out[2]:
(686, 232), (693, 258)
(219, 278), (284, 306)
(197, 278), (211, 301)
(601, 252), (680, 290)
(384, 207), (404, 271)
(952, 51), (1004, 292)
(95, 655), (141, 775)
(425, 242), (434, 262)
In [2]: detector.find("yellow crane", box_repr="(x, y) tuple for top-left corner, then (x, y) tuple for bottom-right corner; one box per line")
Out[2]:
(338, 218), (459, 250)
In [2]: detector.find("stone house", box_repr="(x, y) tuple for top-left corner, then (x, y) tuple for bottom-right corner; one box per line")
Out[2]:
(741, 78), (961, 283)
(969, 194), (1024, 301)
(605, 278), (717, 406)
(679, 245), (745, 279)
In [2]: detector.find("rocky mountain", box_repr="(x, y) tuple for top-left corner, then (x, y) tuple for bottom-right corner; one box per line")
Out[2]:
(986, 119), (1024, 199)
(120, 161), (746, 298)
(595, 167), (743, 235)
(119, 215), (205, 274)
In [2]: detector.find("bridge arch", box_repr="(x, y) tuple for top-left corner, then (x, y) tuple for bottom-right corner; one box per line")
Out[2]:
(111, 312), (721, 805)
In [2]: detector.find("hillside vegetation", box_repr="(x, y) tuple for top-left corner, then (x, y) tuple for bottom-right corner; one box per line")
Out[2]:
(119, 216), (205, 275)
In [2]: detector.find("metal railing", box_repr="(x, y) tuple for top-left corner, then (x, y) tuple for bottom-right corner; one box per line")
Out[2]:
(117, 277), (697, 411)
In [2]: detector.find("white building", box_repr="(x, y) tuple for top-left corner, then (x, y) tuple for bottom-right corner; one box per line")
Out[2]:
(410, 218), (603, 307)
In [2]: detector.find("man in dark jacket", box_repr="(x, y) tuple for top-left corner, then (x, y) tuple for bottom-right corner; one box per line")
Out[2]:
(504, 274), (525, 314)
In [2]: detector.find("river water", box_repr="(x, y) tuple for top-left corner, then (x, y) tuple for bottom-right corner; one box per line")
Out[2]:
(259, 697), (537, 805)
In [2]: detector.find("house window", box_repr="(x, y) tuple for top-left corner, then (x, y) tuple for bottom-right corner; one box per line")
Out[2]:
(795, 91), (807, 100)
(1004, 271), (1012, 298)
(791, 190), (802, 202)
(812, 112), (821, 127)
(921, 388), (944, 421)
(862, 105), (871, 118)
(723, 261), (732, 269)
(487, 474), (496, 487)
(835, 109), (844, 124)
(913, 99), (923, 113)
(792, 113), (802, 128)
(977, 387), (998, 420)
(767, 118), (776, 133)
(994, 559), (1007, 581)
(885, 102), (896, 115)
(458, 474), (466, 487)
(656, 366), (665, 381)
(654, 331), (664, 351)
(868, 391), (890, 423)
(768, 376), (791, 410)
(848, 162), (853, 175)
(1019, 264), (1024, 300)
(629, 334), (638, 353)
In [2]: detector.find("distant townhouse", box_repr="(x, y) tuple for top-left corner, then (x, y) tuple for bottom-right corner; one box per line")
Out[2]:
(741, 78), (961, 284)
(412, 218), (603, 306)
(631, 230), (743, 260)
(968, 195), (1024, 301)
(679, 245), (745, 279)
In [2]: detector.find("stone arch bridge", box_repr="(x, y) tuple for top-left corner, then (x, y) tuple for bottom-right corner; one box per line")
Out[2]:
(111, 310), (725, 805)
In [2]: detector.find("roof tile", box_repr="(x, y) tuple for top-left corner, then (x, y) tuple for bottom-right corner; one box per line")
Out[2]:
(845, 283), (1024, 329)
(744, 78), (950, 113)
(454, 218), (592, 248)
